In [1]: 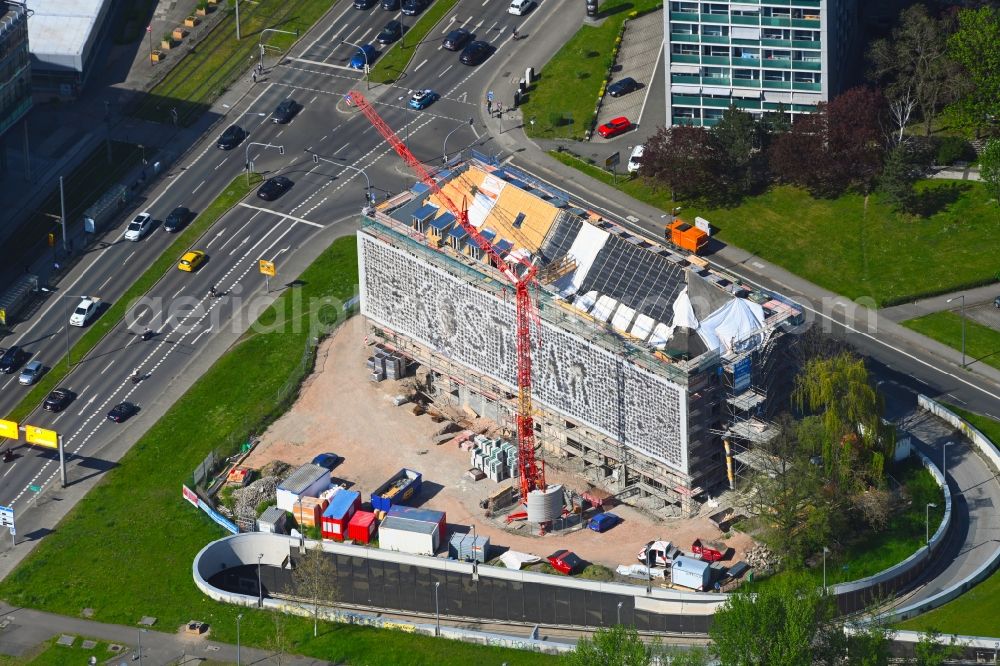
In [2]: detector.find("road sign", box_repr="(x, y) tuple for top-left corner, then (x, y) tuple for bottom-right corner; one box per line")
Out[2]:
(0, 505), (13, 527)
(28, 485), (40, 493)
(605, 152), (620, 170)
(24, 425), (58, 449)
(487, 90), (494, 102)
(259, 260), (276, 277)
(0, 419), (17, 439)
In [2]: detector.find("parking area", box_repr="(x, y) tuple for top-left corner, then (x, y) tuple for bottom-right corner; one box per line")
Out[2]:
(592, 9), (663, 142)
(242, 316), (754, 580)
(967, 300), (1000, 331)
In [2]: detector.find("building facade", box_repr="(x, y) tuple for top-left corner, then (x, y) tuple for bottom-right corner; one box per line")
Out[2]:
(663, 0), (860, 126)
(0, 0), (30, 138)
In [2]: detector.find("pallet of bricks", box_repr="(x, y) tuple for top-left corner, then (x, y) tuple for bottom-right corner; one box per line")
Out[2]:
(368, 344), (406, 382)
(469, 434), (519, 482)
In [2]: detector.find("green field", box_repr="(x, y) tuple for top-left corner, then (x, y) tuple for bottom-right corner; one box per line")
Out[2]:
(0, 231), (560, 665)
(521, 0), (662, 139)
(547, 151), (999, 306)
(0, 637), (121, 666)
(898, 408), (1000, 637)
(369, 0), (459, 84)
(901, 311), (1000, 373)
(132, 0), (338, 126)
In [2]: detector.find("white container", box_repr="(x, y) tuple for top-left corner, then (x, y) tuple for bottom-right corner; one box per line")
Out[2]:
(672, 555), (711, 591)
(378, 516), (439, 555)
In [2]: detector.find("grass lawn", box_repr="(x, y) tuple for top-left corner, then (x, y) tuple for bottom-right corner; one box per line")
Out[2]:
(521, 0), (662, 139)
(901, 311), (1000, 373)
(547, 150), (1000, 306)
(750, 459), (944, 591)
(7, 173), (262, 424)
(943, 404), (1000, 453)
(369, 0), (459, 84)
(0, 232), (561, 665)
(0, 637), (121, 666)
(131, 0), (338, 126)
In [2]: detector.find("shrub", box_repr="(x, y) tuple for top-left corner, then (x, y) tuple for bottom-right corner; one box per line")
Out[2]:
(935, 136), (976, 165)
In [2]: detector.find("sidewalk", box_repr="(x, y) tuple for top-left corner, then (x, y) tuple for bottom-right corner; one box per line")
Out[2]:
(881, 283), (1000, 323)
(0, 602), (330, 665)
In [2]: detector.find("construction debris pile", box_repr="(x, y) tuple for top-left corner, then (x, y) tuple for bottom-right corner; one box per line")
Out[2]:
(227, 476), (279, 522)
(744, 544), (779, 572)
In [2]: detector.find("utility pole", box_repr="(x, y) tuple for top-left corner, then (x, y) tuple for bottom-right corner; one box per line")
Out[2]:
(235, 0), (241, 40)
(59, 176), (67, 253)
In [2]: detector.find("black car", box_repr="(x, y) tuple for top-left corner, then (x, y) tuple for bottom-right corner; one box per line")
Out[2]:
(460, 40), (491, 66)
(401, 0), (425, 15)
(442, 28), (471, 51)
(381, 0), (399, 8)
(164, 207), (192, 233)
(607, 76), (640, 98)
(107, 401), (138, 423)
(43, 388), (75, 412)
(272, 99), (299, 124)
(377, 20), (403, 44)
(354, 0), (375, 7)
(0, 346), (22, 374)
(257, 176), (293, 201)
(217, 124), (247, 150)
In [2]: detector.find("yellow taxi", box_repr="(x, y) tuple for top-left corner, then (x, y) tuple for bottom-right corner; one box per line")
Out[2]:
(177, 250), (206, 272)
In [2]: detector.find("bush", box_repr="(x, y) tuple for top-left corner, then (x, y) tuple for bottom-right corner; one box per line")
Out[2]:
(935, 136), (976, 165)
(255, 499), (276, 517)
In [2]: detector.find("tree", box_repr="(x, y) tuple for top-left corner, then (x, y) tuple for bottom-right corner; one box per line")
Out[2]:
(826, 86), (887, 195)
(868, 5), (961, 136)
(768, 111), (835, 195)
(879, 140), (933, 213)
(569, 625), (653, 666)
(292, 545), (339, 637)
(947, 6), (1000, 137)
(642, 125), (717, 202)
(711, 105), (765, 202)
(979, 138), (1000, 200)
(913, 629), (966, 665)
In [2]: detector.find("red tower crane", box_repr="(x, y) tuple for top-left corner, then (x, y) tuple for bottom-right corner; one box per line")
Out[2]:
(348, 90), (546, 504)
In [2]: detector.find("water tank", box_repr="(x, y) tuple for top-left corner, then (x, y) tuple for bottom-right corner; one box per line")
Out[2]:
(526, 484), (563, 523)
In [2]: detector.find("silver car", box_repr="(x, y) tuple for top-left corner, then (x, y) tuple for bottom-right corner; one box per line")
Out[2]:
(18, 360), (43, 385)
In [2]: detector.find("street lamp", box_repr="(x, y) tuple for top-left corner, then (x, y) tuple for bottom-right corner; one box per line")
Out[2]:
(40, 290), (89, 367)
(942, 441), (953, 479)
(137, 628), (146, 665)
(616, 601), (623, 625)
(434, 581), (441, 636)
(244, 142), (284, 186)
(822, 546), (830, 594)
(342, 39), (370, 90)
(236, 613), (243, 666)
(258, 28), (298, 74)
(443, 118), (475, 163)
(309, 152), (374, 210)
(945, 295), (967, 368)
(257, 553), (264, 607)
(926, 503), (938, 546)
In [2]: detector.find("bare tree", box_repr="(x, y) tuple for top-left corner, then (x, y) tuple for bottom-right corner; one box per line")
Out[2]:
(887, 85), (917, 146)
(292, 545), (339, 637)
(266, 613), (288, 666)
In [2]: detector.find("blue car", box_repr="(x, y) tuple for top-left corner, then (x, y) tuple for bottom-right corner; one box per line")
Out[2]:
(350, 44), (378, 69)
(408, 89), (439, 110)
(588, 512), (621, 533)
(312, 452), (343, 470)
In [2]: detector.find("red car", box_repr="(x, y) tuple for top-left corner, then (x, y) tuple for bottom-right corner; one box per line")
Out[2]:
(547, 549), (584, 575)
(597, 116), (631, 138)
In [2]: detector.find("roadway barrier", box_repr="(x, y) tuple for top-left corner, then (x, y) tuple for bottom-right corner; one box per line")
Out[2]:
(919, 394), (1000, 475)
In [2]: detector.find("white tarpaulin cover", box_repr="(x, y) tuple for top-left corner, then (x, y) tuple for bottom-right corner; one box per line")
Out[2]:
(697, 298), (765, 353)
(671, 288), (699, 329)
(575, 290), (599, 314)
(630, 313), (656, 341)
(499, 551), (541, 570)
(553, 223), (610, 297)
(615, 564), (667, 579)
(612, 304), (636, 334)
(649, 322), (673, 349)
(468, 191), (496, 228)
(591, 295), (618, 323)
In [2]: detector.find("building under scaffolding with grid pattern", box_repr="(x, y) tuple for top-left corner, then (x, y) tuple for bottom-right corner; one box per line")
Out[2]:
(357, 157), (802, 513)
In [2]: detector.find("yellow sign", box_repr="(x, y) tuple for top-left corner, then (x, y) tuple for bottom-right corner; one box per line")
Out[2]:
(0, 419), (17, 439)
(0, 307), (6, 326)
(24, 425), (58, 449)
(259, 260), (276, 277)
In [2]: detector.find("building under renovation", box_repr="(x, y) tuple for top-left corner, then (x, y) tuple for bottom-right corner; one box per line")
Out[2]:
(357, 157), (801, 513)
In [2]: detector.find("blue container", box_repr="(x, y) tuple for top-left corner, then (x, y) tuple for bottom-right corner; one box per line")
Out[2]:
(371, 468), (423, 512)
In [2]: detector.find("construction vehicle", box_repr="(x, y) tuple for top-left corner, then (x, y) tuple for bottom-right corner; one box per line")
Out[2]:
(348, 90), (547, 507)
(666, 218), (708, 255)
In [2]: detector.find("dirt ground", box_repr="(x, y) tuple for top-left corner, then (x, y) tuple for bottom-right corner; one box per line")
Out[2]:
(244, 316), (755, 582)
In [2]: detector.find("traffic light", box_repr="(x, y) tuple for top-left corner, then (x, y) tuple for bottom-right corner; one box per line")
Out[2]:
(47, 232), (55, 247)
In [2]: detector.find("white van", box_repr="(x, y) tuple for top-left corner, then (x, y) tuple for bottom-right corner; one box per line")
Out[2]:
(627, 144), (645, 173)
(508, 0), (533, 15)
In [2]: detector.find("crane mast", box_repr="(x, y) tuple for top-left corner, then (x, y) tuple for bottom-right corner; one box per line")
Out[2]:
(348, 90), (545, 503)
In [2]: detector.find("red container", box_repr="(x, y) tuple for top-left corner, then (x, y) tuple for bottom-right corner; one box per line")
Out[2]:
(691, 538), (726, 562)
(320, 490), (361, 541)
(347, 510), (377, 544)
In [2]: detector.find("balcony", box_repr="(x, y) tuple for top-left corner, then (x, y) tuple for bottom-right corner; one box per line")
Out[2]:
(792, 18), (821, 28)
(702, 77), (731, 86)
(701, 35), (730, 44)
(672, 116), (701, 126)
(700, 13), (728, 23)
(761, 17), (791, 27)
(732, 57), (762, 67)
(701, 97), (733, 108)
(701, 55), (730, 65)
(671, 95), (702, 106)
(670, 12), (699, 21)
(671, 75), (701, 85)
(793, 60), (822, 71)
(670, 33), (699, 43)
(762, 80), (791, 89)
(760, 38), (791, 47)
(732, 79), (761, 87)
(670, 54), (700, 63)
(730, 15), (760, 25)
(732, 98), (762, 110)
(792, 40), (821, 49)
(793, 81), (821, 92)
(761, 58), (792, 69)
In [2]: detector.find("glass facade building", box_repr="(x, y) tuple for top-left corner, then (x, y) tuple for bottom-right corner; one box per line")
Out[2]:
(0, 0), (30, 138)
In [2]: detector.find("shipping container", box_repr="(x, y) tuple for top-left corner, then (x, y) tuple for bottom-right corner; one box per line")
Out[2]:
(371, 468), (422, 512)
(379, 515), (439, 555)
(321, 489), (361, 541)
(666, 219), (708, 255)
(348, 510), (377, 544)
(293, 496), (328, 528)
(386, 505), (446, 542)
(448, 533), (490, 562)
(672, 555), (711, 591)
(276, 463), (332, 511)
(691, 538), (727, 562)
(257, 506), (288, 534)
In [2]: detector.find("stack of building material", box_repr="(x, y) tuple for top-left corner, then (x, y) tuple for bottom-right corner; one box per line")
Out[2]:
(321, 489), (361, 541)
(367, 345), (407, 383)
(347, 510), (377, 544)
(448, 533), (491, 563)
(468, 436), (518, 482)
(294, 496), (329, 528)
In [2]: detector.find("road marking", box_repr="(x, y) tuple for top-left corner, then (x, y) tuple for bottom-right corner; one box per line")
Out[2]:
(206, 228), (227, 249)
(229, 236), (250, 256)
(947, 393), (968, 405)
(98, 273), (114, 290)
(100, 360), (115, 375)
(53, 411), (66, 423)
(414, 58), (428, 72)
(218, 211), (261, 250)
(276, 130), (284, 138)
(190, 326), (213, 346)
(214, 160), (227, 170)
(634, 43), (662, 126)
(438, 64), (453, 78)
(237, 203), (324, 228)
(173, 287), (184, 298)
(192, 180), (206, 194)
(287, 57), (359, 72)
(122, 249), (136, 265)
(320, 134), (329, 142)
(302, 1), (354, 55)
(334, 142), (350, 154)
(309, 94), (318, 104)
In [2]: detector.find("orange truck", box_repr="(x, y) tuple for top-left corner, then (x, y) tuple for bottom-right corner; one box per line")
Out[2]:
(666, 219), (708, 255)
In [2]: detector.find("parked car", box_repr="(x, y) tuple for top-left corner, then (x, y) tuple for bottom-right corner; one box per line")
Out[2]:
(994, 295), (1000, 308)
(124, 212), (153, 241)
(408, 89), (439, 110)
(257, 176), (293, 201)
(354, 0), (375, 8)
(107, 401), (138, 423)
(164, 207), (192, 233)
(312, 452), (344, 470)
(588, 512), (621, 533)
(627, 144), (644, 173)
(217, 124), (247, 150)
(43, 388), (75, 412)
(69, 297), (100, 327)
(401, 0), (425, 15)
(18, 360), (43, 386)
(637, 540), (679, 567)
(459, 40), (491, 66)
(442, 28), (471, 51)
(381, 0), (400, 8)
(0, 346), (21, 374)
(177, 250), (206, 272)
(547, 549), (583, 575)
(272, 98), (299, 124)
(377, 20), (403, 44)
(508, 0), (533, 15)
(350, 44), (378, 69)
(597, 116), (632, 138)
(607, 76), (640, 98)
